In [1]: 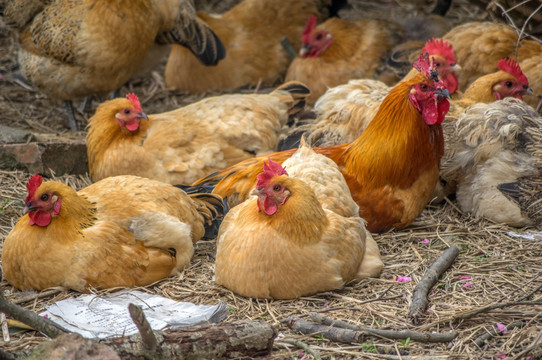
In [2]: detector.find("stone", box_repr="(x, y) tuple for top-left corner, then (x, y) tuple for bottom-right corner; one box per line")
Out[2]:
(0, 141), (88, 175)
(0, 125), (36, 144)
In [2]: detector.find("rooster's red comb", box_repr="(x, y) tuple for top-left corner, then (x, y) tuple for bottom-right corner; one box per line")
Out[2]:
(25, 174), (43, 203)
(497, 58), (529, 85)
(256, 158), (288, 188)
(126, 93), (142, 112)
(302, 16), (318, 43)
(413, 52), (445, 88)
(422, 38), (456, 64)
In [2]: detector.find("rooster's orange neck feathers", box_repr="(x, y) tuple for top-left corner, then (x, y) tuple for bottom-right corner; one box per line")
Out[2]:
(343, 76), (444, 189)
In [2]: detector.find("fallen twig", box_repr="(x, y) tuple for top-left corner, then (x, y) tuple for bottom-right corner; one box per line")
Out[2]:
(310, 313), (457, 343)
(408, 245), (460, 324)
(10, 289), (63, 305)
(0, 291), (68, 338)
(128, 303), (157, 351)
(285, 316), (457, 345)
(510, 331), (542, 360)
(456, 300), (542, 321)
(473, 320), (525, 347)
(276, 338), (322, 360)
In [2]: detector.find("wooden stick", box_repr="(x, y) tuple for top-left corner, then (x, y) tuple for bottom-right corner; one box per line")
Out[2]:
(0, 292), (67, 338)
(277, 338), (322, 360)
(11, 289), (62, 305)
(128, 303), (157, 351)
(456, 301), (542, 321)
(285, 316), (457, 345)
(408, 245), (460, 324)
(473, 320), (525, 347)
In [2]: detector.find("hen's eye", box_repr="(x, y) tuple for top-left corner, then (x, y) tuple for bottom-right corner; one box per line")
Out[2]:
(41, 194), (49, 201)
(420, 84), (427, 90)
(505, 81), (513, 87)
(124, 109), (131, 114)
(273, 185), (281, 191)
(315, 33), (323, 40)
(435, 62), (441, 67)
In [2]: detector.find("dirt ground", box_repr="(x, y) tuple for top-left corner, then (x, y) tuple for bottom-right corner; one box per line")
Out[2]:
(1, 1), (542, 359)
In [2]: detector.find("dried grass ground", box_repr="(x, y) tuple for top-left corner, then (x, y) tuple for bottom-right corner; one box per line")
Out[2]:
(1, 0), (542, 359)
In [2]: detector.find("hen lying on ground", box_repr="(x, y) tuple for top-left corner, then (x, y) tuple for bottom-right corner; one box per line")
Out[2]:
(2, 0), (225, 131)
(87, 82), (309, 185)
(1, 174), (223, 292)
(439, 98), (542, 228)
(165, 0), (339, 94)
(284, 15), (404, 105)
(215, 143), (383, 299)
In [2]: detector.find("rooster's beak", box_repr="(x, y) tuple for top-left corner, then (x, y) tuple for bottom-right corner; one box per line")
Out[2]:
(436, 89), (451, 99)
(137, 112), (149, 121)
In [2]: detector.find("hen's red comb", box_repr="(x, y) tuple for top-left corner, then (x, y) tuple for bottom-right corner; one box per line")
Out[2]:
(422, 38), (456, 63)
(413, 52), (445, 88)
(256, 158), (288, 188)
(25, 174), (43, 203)
(497, 58), (529, 85)
(302, 16), (318, 43)
(126, 93), (142, 113)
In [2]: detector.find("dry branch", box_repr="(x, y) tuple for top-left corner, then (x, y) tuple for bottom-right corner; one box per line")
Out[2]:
(128, 303), (157, 351)
(286, 315), (457, 344)
(456, 301), (542, 321)
(0, 291), (68, 338)
(409, 245), (460, 324)
(473, 320), (525, 347)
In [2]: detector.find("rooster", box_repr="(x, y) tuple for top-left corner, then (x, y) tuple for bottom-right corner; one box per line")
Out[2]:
(279, 38), (458, 149)
(3, 0), (225, 131)
(215, 143), (383, 299)
(164, 0), (337, 94)
(284, 15), (404, 105)
(87, 82), (309, 185)
(1, 174), (224, 291)
(440, 98), (542, 227)
(442, 21), (542, 108)
(194, 53), (451, 233)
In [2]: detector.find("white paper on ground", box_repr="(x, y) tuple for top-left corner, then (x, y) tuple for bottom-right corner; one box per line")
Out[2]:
(41, 290), (228, 339)
(507, 230), (542, 241)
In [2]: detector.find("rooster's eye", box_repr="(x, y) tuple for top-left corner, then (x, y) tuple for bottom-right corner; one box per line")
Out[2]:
(505, 81), (513, 87)
(420, 84), (427, 90)
(273, 185), (281, 191)
(315, 33), (323, 40)
(435, 62), (441, 67)
(41, 194), (49, 201)
(124, 109), (131, 114)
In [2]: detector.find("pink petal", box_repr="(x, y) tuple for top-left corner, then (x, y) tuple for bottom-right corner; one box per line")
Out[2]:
(423, 238), (430, 244)
(495, 354), (507, 359)
(397, 276), (412, 282)
(462, 282), (473, 288)
(460, 276), (471, 280)
(496, 323), (508, 333)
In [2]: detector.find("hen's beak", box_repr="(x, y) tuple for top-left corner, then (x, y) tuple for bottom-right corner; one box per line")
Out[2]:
(522, 85), (534, 96)
(451, 63), (461, 74)
(23, 202), (38, 214)
(137, 112), (149, 121)
(250, 187), (264, 197)
(436, 89), (451, 99)
(299, 45), (309, 57)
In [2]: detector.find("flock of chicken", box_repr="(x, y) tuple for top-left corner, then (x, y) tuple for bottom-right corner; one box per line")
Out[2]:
(2, 0), (542, 300)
